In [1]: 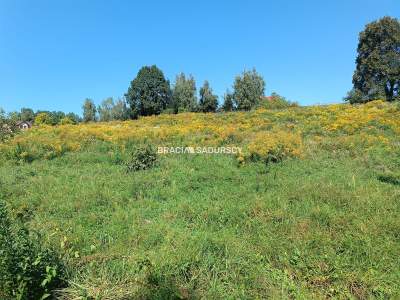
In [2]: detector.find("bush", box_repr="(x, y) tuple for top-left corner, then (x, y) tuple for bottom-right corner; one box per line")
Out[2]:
(0, 200), (65, 299)
(343, 89), (365, 104)
(6, 143), (35, 163)
(0, 123), (16, 143)
(125, 145), (158, 172)
(259, 93), (298, 109)
(3, 140), (77, 163)
(245, 131), (303, 164)
(59, 117), (75, 125)
(0, 111), (17, 142)
(34, 113), (53, 126)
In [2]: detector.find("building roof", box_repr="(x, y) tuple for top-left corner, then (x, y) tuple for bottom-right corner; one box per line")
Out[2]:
(16, 121), (33, 126)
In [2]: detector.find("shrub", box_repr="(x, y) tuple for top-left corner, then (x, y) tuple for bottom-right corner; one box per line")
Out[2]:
(259, 93), (298, 109)
(5, 142), (67, 163)
(7, 143), (35, 163)
(125, 145), (158, 172)
(59, 117), (75, 125)
(245, 131), (303, 164)
(0, 110), (17, 142)
(0, 123), (16, 143)
(343, 88), (365, 104)
(0, 200), (65, 299)
(34, 113), (53, 126)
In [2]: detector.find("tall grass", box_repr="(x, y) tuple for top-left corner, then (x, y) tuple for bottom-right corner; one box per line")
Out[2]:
(0, 101), (399, 298)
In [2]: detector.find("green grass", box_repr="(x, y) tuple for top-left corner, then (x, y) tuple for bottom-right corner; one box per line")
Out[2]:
(1, 139), (399, 299)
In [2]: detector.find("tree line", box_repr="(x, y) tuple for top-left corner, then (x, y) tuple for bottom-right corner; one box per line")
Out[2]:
(1, 16), (398, 126)
(1, 66), (270, 127)
(1, 108), (81, 125)
(82, 67), (267, 122)
(81, 16), (400, 120)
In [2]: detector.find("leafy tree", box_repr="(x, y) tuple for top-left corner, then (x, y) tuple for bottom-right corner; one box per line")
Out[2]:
(20, 108), (35, 122)
(259, 92), (299, 109)
(98, 97), (129, 121)
(111, 98), (129, 120)
(0, 108), (14, 142)
(51, 111), (66, 125)
(35, 111), (65, 125)
(172, 73), (198, 113)
(34, 112), (52, 125)
(343, 88), (364, 104)
(0, 107), (5, 120)
(233, 69), (265, 110)
(352, 16), (400, 102)
(199, 81), (218, 113)
(82, 98), (97, 122)
(60, 117), (75, 125)
(66, 112), (81, 124)
(8, 111), (20, 122)
(222, 90), (235, 112)
(98, 97), (114, 122)
(125, 65), (171, 118)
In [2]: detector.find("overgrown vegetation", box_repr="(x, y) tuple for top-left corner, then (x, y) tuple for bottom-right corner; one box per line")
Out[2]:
(0, 109), (17, 142)
(0, 200), (65, 300)
(1, 15), (399, 298)
(0, 100), (399, 298)
(258, 92), (299, 110)
(125, 144), (158, 172)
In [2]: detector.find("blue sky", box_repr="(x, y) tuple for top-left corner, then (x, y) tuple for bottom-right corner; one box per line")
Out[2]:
(0, 0), (398, 114)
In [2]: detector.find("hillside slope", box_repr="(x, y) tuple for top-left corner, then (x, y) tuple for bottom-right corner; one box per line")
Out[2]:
(1, 101), (400, 299)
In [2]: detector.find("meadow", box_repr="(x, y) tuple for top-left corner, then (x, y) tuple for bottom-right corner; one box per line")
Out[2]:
(1, 100), (400, 299)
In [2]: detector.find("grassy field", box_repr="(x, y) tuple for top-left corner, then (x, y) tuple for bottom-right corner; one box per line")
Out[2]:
(1, 100), (400, 299)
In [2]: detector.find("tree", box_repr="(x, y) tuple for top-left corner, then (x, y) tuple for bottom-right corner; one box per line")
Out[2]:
(66, 112), (81, 124)
(35, 111), (65, 125)
(34, 112), (52, 125)
(343, 88), (364, 104)
(98, 97), (114, 122)
(125, 65), (171, 118)
(222, 90), (235, 112)
(51, 111), (66, 125)
(112, 98), (129, 120)
(0, 108), (5, 121)
(60, 117), (75, 125)
(0, 109), (15, 142)
(98, 97), (129, 121)
(172, 73), (198, 113)
(233, 69), (265, 110)
(352, 16), (400, 102)
(82, 98), (97, 122)
(199, 81), (218, 113)
(8, 112), (20, 122)
(20, 108), (35, 122)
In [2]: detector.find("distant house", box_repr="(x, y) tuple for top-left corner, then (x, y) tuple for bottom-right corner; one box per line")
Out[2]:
(262, 96), (274, 102)
(16, 121), (33, 130)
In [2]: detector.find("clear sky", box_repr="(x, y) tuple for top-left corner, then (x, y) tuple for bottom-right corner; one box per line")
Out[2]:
(0, 0), (398, 114)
